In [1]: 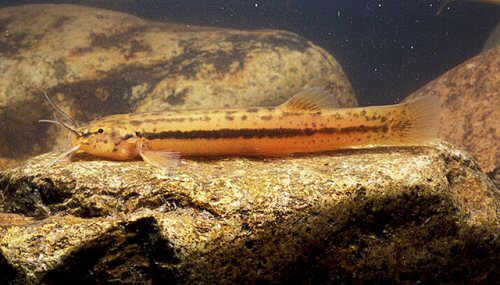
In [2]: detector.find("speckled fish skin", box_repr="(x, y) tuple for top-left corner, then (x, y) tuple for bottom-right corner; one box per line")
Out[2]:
(71, 88), (440, 163)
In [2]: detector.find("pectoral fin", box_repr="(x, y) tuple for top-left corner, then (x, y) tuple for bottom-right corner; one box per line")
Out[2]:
(137, 142), (180, 168)
(139, 150), (181, 168)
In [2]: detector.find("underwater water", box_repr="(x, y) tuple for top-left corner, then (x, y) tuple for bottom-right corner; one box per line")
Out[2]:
(2, 0), (499, 105)
(0, 1), (498, 284)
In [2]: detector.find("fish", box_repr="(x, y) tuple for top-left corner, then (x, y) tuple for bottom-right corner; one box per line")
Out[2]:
(436, 0), (500, 15)
(40, 87), (440, 168)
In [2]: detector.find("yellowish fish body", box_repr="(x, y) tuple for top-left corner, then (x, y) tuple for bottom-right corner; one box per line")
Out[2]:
(58, 87), (440, 168)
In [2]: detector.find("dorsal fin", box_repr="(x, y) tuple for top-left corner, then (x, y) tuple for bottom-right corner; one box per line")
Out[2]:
(279, 87), (340, 112)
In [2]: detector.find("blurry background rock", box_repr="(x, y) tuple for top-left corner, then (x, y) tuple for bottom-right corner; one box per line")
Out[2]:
(0, 4), (355, 170)
(405, 47), (499, 185)
(0, 141), (498, 284)
(4, 0), (499, 106)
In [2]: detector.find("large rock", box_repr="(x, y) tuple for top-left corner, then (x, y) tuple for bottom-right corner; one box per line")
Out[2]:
(0, 141), (498, 284)
(406, 47), (499, 178)
(0, 4), (356, 170)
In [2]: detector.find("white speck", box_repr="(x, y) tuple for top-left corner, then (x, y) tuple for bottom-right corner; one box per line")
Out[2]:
(378, 3), (382, 7)
(429, 3), (433, 7)
(337, 10), (341, 17)
(374, 68), (378, 72)
(254, 3), (258, 7)
(410, 45), (414, 50)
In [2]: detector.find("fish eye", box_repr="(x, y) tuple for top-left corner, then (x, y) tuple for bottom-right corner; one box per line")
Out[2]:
(97, 128), (104, 133)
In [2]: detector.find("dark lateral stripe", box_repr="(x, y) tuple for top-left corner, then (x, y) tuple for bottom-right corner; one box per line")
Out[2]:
(137, 125), (388, 140)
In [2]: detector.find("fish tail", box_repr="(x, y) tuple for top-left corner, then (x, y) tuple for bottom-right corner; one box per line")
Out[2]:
(386, 94), (440, 145)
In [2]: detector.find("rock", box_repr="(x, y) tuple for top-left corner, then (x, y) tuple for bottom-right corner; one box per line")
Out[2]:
(0, 4), (356, 169)
(405, 47), (499, 176)
(0, 141), (498, 284)
(483, 20), (500, 51)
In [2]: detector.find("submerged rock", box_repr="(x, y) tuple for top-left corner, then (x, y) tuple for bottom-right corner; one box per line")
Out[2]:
(0, 141), (498, 284)
(0, 4), (356, 169)
(406, 47), (499, 178)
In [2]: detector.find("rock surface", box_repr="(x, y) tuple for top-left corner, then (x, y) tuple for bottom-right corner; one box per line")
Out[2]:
(0, 4), (356, 170)
(0, 141), (498, 284)
(406, 47), (499, 177)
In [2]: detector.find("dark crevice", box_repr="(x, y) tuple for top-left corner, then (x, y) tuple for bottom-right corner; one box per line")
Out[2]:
(0, 178), (50, 218)
(487, 166), (499, 189)
(0, 252), (18, 284)
(280, 192), (461, 284)
(38, 178), (73, 205)
(42, 217), (179, 284)
(42, 233), (118, 285)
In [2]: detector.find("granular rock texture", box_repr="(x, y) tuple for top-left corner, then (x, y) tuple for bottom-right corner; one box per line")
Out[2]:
(0, 141), (498, 284)
(0, 4), (356, 169)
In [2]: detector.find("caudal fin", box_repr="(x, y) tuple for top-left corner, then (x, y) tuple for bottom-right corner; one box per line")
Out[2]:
(387, 94), (441, 145)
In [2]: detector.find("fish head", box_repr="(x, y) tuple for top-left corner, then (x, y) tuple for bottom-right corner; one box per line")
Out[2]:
(73, 122), (138, 160)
